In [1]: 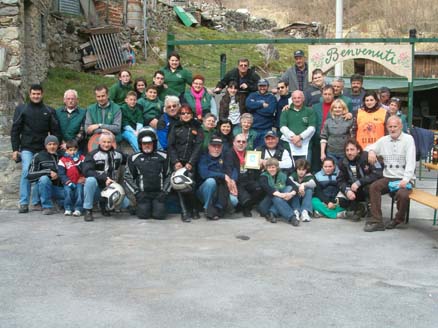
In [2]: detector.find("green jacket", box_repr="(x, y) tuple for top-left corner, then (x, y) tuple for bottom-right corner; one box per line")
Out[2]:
(156, 85), (179, 102)
(201, 125), (215, 151)
(183, 88), (214, 117)
(161, 66), (192, 95)
(109, 81), (133, 105)
(121, 103), (143, 129)
(232, 126), (258, 151)
(55, 106), (86, 142)
(138, 98), (163, 125)
(335, 94), (353, 113)
(280, 106), (316, 136)
(86, 101), (122, 142)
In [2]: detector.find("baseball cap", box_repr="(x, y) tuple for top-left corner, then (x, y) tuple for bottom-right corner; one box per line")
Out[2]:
(264, 131), (277, 138)
(294, 50), (304, 57)
(209, 137), (223, 145)
(257, 79), (269, 87)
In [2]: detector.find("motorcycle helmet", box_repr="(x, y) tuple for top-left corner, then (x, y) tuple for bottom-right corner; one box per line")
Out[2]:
(100, 182), (126, 211)
(171, 168), (194, 192)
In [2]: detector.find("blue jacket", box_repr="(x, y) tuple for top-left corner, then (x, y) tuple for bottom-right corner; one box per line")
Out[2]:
(198, 151), (237, 183)
(275, 93), (290, 129)
(245, 91), (277, 130)
(410, 126), (434, 160)
(314, 169), (339, 203)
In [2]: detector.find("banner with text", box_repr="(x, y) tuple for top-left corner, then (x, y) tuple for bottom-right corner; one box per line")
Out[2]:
(308, 44), (413, 81)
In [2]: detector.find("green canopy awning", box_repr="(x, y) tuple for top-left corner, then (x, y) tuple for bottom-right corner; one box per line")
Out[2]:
(328, 76), (438, 92)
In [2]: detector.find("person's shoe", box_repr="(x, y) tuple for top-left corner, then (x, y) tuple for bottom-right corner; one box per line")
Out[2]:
(242, 207), (252, 217)
(64, 210), (72, 216)
(265, 212), (276, 223)
(211, 215), (220, 220)
(42, 208), (57, 215)
(72, 210), (82, 217)
(336, 211), (347, 219)
(31, 204), (42, 211)
(181, 213), (192, 222)
(290, 218), (300, 226)
(364, 222), (385, 232)
(100, 208), (111, 217)
(313, 211), (323, 218)
(192, 210), (200, 220)
(301, 210), (312, 222)
(84, 210), (94, 222)
(18, 205), (29, 213)
(385, 220), (402, 229)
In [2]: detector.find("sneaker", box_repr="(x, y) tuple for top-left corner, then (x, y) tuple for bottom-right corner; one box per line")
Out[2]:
(181, 213), (192, 223)
(64, 210), (72, 216)
(301, 210), (312, 222)
(84, 210), (94, 222)
(313, 211), (323, 218)
(42, 208), (57, 215)
(18, 205), (29, 213)
(290, 218), (300, 226)
(72, 210), (81, 217)
(336, 211), (347, 219)
(364, 222), (385, 232)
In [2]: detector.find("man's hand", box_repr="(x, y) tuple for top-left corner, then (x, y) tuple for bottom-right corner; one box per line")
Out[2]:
(105, 177), (115, 186)
(399, 180), (408, 189)
(291, 135), (302, 146)
(346, 190), (356, 200)
(50, 170), (58, 180)
(262, 102), (269, 108)
(174, 162), (183, 170)
(149, 118), (158, 129)
(368, 150), (377, 164)
(327, 202), (336, 209)
(343, 112), (353, 120)
(213, 87), (222, 94)
(86, 124), (100, 135)
(12, 151), (19, 162)
(351, 182), (359, 192)
(240, 83), (248, 90)
(282, 104), (290, 112)
(299, 184), (305, 196)
(185, 163), (193, 171)
(225, 175), (238, 196)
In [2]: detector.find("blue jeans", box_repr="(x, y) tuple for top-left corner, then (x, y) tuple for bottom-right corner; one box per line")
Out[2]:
(20, 150), (40, 206)
(37, 175), (65, 209)
(291, 188), (313, 213)
(197, 178), (238, 209)
(258, 186), (294, 220)
(64, 184), (84, 212)
(122, 130), (140, 152)
(83, 177), (129, 210)
(326, 151), (344, 166)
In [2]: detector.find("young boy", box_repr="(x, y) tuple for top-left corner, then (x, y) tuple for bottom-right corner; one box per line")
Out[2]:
(137, 85), (163, 130)
(121, 91), (144, 152)
(258, 158), (299, 226)
(289, 159), (316, 222)
(58, 140), (85, 216)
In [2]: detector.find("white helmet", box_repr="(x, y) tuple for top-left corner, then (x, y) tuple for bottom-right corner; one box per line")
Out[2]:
(100, 182), (126, 210)
(171, 168), (194, 192)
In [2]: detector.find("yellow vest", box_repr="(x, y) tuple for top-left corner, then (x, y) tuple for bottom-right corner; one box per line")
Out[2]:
(356, 108), (386, 149)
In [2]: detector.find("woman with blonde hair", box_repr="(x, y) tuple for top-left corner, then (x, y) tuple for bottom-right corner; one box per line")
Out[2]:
(320, 99), (353, 163)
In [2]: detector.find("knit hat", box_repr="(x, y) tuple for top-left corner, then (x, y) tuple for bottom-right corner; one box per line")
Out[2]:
(44, 135), (59, 146)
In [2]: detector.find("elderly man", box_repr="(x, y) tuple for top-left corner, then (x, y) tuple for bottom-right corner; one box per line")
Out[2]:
(85, 85), (122, 143)
(257, 131), (293, 174)
(364, 116), (416, 232)
(332, 77), (353, 113)
(280, 50), (309, 92)
(11, 84), (61, 213)
(230, 133), (265, 217)
(197, 136), (238, 220)
(156, 95), (181, 151)
(280, 90), (316, 161)
(245, 78), (277, 148)
(56, 89), (86, 151)
(214, 58), (260, 113)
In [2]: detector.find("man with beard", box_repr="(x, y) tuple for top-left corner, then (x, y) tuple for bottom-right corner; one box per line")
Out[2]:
(124, 130), (168, 220)
(280, 50), (309, 92)
(344, 74), (366, 112)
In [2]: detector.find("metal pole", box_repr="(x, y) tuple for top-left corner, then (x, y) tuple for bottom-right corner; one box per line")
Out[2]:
(335, 0), (343, 77)
(220, 53), (226, 80)
(408, 30), (416, 128)
(143, 0), (147, 59)
(167, 33), (175, 58)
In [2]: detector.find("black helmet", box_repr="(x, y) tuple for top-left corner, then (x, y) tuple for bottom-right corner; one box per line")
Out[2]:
(137, 128), (157, 151)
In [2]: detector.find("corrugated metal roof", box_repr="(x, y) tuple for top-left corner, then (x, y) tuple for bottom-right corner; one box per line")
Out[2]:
(59, 0), (81, 15)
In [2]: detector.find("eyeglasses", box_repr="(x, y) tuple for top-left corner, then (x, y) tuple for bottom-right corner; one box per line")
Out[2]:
(236, 140), (247, 144)
(180, 112), (192, 116)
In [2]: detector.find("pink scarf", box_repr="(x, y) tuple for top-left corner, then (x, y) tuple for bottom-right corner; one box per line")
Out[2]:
(191, 86), (205, 119)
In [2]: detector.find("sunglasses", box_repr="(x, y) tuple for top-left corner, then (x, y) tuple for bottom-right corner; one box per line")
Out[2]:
(180, 112), (192, 116)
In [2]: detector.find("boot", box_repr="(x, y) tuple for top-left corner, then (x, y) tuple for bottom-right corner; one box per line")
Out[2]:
(84, 210), (94, 222)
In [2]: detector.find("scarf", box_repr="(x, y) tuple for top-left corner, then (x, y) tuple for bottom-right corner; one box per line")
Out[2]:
(234, 148), (246, 166)
(191, 86), (205, 119)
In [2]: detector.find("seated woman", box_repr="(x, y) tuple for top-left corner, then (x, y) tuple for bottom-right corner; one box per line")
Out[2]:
(232, 113), (257, 150)
(258, 158), (299, 226)
(336, 138), (383, 221)
(216, 118), (234, 152)
(167, 104), (204, 222)
(182, 74), (217, 120)
(312, 158), (345, 219)
(109, 70), (133, 105)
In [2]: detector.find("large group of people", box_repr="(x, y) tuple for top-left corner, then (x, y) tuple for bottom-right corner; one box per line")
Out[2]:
(11, 50), (416, 232)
